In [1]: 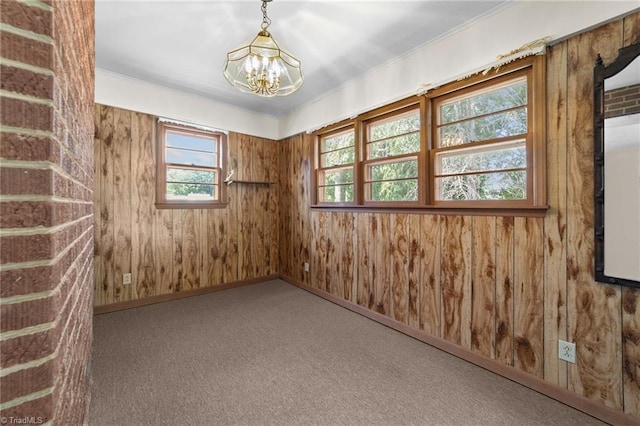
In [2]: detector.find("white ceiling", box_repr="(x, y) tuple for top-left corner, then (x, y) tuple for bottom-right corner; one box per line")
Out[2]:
(95, 0), (508, 117)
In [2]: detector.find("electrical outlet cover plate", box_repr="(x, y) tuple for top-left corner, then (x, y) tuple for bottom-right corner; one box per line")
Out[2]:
(558, 340), (576, 363)
(123, 273), (132, 285)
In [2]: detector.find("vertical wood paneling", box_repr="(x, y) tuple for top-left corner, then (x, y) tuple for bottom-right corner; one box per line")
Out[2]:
(440, 215), (472, 348)
(112, 107), (131, 302)
(374, 214), (390, 315)
(270, 140), (279, 276)
(300, 134), (312, 285)
(239, 134), (252, 281)
(390, 214), (409, 324)
(342, 213), (356, 303)
(356, 213), (372, 307)
(408, 215), (421, 329)
(314, 212), (328, 291)
(566, 22), (623, 410)
(544, 40), (569, 387)
(98, 105), (114, 305)
(622, 12), (640, 418)
(172, 210), (183, 292)
(93, 105), (103, 306)
(471, 216), (496, 359)
(513, 217), (544, 378)
(495, 216), (514, 366)
(155, 209), (173, 294)
(225, 134), (240, 283)
(130, 112), (155, 299)
(328, 212), (342, 297)
(182, 209), (200, 290)
(419, 214), (440, 336)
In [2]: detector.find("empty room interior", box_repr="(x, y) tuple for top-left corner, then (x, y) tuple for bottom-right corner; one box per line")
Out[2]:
(2, 0), (640, 424)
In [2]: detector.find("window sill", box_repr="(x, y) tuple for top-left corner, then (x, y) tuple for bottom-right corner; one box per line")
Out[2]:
(310, 204), (549, 217)
(156, 202), (228, 210)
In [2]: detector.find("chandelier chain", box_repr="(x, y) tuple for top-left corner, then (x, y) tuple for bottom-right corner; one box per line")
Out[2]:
(261, 1), (271, 30)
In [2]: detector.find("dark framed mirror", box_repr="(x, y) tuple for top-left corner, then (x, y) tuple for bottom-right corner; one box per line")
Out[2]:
(594, 41), (640, 288)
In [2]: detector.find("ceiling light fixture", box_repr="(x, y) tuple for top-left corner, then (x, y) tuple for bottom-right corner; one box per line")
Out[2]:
(223, 0), (303, 97)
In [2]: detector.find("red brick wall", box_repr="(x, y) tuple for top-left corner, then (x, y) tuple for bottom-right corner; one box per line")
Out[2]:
(605, 83), (640, 118)
(0, 1), (95, 424)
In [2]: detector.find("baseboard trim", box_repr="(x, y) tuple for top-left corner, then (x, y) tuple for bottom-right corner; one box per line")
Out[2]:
(280, 275), (636, 426)
(93, 275), (279, 315)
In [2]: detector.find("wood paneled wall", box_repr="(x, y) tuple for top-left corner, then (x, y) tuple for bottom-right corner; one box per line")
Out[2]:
(93, 104), (279, 307)
(278, 13), (640, 419)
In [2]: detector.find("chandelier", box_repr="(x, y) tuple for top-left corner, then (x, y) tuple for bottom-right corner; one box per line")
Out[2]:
(223, 0), (303, 97)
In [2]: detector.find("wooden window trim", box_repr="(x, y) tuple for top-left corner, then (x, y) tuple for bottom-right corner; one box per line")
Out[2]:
(311, 55), (548, 216)
(156, 121), (228, 209)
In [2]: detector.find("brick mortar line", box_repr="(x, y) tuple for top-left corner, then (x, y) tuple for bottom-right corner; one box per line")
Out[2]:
(0, 23), (54, 44)
(0, 387), (54, 411)
(0, 195), (92, 205)
(0, 322), (55, 343)
(0, 59), (53, 76)
(0, 349), (56, 378)
(0, 159), (94, 195)
(0, 90), (54, 106)
(0, 224), (93, 272)
(0, 290), (51, 306)
(16, 0), (53, 12)
(0, 213), (93, 237)
(0, 124), (53, 138)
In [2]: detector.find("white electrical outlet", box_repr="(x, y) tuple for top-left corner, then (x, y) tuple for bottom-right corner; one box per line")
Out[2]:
(123, 273), (132, 285)
(558, 340), (576, 363)
(304, 262), (310, 272)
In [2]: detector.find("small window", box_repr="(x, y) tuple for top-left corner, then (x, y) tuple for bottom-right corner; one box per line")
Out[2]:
(317, 127), (356, 203)
(156, 121), (227, 208)
(364, 108), (421, 203)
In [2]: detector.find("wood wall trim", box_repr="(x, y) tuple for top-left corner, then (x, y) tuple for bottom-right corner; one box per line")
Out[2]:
(280, 275), (639, 426)
(93, 275), (279, 315)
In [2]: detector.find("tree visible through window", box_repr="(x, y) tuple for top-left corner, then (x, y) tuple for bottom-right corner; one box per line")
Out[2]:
(312, 55), (546, 211)
(364, 108), (420, 203)
(433, 75), (529, 202)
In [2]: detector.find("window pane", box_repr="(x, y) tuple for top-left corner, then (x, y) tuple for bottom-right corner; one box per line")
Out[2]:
(322, 131), (354, 152)
(436, 170), (526, 201)
(321, 168), (354, 186)
(166, 132), (216, 152)
(321, 185), (354, 203)
(166, 183), (216, 201)
(437, 142), (526, 175)
(167, 168), (216, 184)
(321, 147), (355, 167)
(369, 159), (418, 181)
(439, 107), (527, 147)
(440, 79), (527, 125)
(167, 147), (217, 167)
(370, 111), (420, 142)
(368, 132), (420, 159)
(369, 179), (418, 202)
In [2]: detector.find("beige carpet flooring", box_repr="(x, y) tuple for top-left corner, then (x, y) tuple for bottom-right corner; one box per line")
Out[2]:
(89, 279), (605, 425)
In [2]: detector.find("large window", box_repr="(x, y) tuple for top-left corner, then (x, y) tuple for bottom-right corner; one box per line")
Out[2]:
(156, 120), (227, 208)
(312, 55), (546, 212)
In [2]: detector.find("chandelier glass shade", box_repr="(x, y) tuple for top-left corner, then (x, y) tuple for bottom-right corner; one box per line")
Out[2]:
(223, 1), (303, 97)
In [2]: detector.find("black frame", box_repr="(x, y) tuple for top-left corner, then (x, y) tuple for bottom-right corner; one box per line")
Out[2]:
(593, 41), (640, 288)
